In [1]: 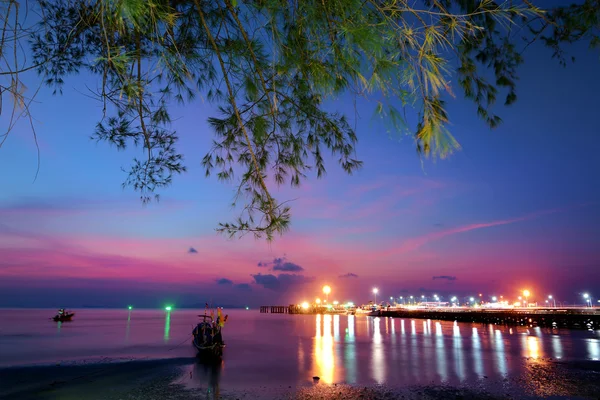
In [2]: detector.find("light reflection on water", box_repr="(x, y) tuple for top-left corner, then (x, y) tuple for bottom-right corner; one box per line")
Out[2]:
(345, 315), (356, 383)
(371, 318), (385, 383)
(163, 311), (171, 342)
(1, 309), (599, 389)
(588, 339), (600, 360)
(472, 327), (484, 378)
(436, 323), (448, 381)
(453, 321), (465, 381)
(314, 314), (334, 384)
(494, 330), (507, 375)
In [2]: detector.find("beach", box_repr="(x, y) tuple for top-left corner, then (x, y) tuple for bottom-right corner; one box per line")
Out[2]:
(1, 356), (600, 399)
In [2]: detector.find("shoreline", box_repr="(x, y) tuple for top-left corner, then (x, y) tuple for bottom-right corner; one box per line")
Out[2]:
(1, 357), (599, 400)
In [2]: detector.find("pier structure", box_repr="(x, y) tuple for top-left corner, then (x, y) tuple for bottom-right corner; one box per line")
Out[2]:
(259, 304), (339, 314)
(379, 308), (600, 329)
(260, 304), (600, 329)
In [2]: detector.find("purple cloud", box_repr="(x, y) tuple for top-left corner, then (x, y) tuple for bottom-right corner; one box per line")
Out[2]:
(251, 273), (314, 291)
(432, 275), (456, 281)
(257, 256), (304, 272)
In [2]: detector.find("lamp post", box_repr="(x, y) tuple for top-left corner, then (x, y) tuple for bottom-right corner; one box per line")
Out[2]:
(400, 296), (404, 305)
(409, 295), (413, 305)
(548, 295), (556, 308)
(583, 293), (591, 307)
(372, 288), (378, 304)
(323, 285), (331, 303)
(523, 290), (530, 307)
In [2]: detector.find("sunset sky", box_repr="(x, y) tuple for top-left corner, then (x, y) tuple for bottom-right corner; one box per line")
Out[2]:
(1, 40), (599, 308)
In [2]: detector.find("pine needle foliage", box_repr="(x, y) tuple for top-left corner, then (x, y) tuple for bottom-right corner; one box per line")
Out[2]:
(1, 0), (599, 239)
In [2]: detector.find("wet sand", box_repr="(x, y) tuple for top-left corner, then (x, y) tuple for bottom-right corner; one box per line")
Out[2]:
(1, 357), (599, 400)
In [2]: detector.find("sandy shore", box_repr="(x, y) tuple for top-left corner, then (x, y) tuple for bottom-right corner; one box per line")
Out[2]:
(1, 357), (599, 400)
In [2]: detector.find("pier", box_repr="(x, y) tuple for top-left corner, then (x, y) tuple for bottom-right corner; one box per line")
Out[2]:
(379, 308), (600, 329)
(260, 305), (600, 329)
(259, 305), (297, 314)
(259, 305), (332, 314)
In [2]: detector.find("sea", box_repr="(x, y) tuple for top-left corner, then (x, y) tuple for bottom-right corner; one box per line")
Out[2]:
(0, 308), (599, 393)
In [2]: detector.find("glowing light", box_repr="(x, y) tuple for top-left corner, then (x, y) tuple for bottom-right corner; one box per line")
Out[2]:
(523, 290), (530, 297)
(333, 300), (339, 305)
(492, 296), (497, 302)
(164, 310), (171, 342)
(301, 302), (309, 310)
(316, 298), (321, 304)
(128, 306), (133, 310)
(526, 336), (541, 359)
(314, 314), (334, 383)
(372, 288), (379, 294)
(470, 297), (475, 302)
(583, 293), (589, 299)
(323, 285), (331, 295)
(165, 306), (172, 311)
(245, 306), (249, 310)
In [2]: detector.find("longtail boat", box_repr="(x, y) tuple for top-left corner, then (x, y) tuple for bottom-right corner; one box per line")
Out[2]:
(192, 306), (227, 357)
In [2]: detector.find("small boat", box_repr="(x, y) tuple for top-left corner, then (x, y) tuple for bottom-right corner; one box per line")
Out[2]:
(192, 308), (227, 357)
(53, 309), (75, 322)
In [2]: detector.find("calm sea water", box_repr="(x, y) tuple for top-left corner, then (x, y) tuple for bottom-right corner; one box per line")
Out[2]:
(0, 308), (599, 388)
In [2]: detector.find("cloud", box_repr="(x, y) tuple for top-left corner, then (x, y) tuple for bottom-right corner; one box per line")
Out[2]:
(339, 272), (358, 278)
(216, 278), (233, 285)
(257, 256), (305, 272)
(432, 275), (456, 281)
(235, 283), (252, 291)
(273, 262), (304, 272)
(386, 206), (584, 256)
(188, 247), (198, 254)
(251, 273), (314, 291)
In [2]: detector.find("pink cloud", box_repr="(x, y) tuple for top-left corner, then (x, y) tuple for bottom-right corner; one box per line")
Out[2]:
(383, 206), (583, 257)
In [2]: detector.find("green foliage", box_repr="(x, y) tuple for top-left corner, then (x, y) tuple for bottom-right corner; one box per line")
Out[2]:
(1, 0), (599, 239)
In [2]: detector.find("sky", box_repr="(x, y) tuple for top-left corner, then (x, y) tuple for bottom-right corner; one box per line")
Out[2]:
(1, 20), (599, 308)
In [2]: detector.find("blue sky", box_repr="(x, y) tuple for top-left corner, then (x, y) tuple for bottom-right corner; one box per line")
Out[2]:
(0, 19), (599, 308)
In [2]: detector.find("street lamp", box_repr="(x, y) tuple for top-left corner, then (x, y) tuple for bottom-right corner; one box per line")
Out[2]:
(523, 290), (530, 307)
(492, 296), (497, 302)
(409, 295), (414, 305)
(373, 288), (378, 304)
(323, 285), (331, 303)
(583, 293), (591, 307)
(400, 296), (404, 305)
(548, 295), (556, 308)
